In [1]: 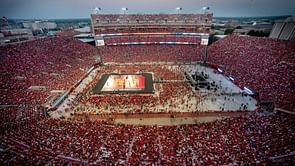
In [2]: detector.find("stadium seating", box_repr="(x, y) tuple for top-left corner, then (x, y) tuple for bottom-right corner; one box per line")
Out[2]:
(0, 37), (99, 105)
(0, 113), (294, 165)
(0, 37), (99, 129)
(1, 26), (294, 165)
(98, 45), (204, 63)
(92, 14), (212, 23)
(92, 14), (212, 34)
(94, 28), (204, 34)
(208, 35), (295, 111)
(103, 35), (201, 45)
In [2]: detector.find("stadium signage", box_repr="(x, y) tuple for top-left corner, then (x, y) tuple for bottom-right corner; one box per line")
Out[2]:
(201, 34), (209, 45)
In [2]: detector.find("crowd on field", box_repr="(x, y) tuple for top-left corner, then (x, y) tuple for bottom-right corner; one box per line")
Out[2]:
(208, 35), (295, 111)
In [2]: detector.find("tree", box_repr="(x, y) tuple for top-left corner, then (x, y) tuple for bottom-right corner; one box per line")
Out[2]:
(224, 28), (234, 35)
(236, 26), (242, 29)
(247, 30), (270, 37)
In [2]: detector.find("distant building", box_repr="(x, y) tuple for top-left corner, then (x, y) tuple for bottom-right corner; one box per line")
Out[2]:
(233, 28), (251, 35)
(0, 28), (34, 45)
(74, 33), (94, 43)
(211, 29), (225, 35)
(252, 22), (273, 30)
(23, 21), (57, 31)
(74, 26), (91, 33)
(269, 16), (295, 40)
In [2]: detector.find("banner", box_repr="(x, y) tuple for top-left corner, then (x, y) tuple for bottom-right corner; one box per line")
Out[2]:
(96, 39), (105, 46)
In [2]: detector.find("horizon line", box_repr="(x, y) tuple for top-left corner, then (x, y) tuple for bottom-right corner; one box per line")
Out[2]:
(4, 14), (293, 20)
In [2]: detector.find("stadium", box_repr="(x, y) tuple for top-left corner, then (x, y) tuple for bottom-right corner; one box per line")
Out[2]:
(0, 11), (295, 165)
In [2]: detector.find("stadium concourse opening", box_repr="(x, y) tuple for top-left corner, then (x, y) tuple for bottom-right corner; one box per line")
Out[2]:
(92, 73), (154, 94)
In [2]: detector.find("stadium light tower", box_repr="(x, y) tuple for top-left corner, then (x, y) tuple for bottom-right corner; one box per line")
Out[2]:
(121, 7), (128, 15)
(94, 7), (101, 14)
(202, 7), (210, 14)
(176, 7), (182, 14)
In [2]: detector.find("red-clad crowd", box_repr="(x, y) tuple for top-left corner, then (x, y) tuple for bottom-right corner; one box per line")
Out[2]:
(0, 37), (99, 131)
(208, 35), (295, 111)
(92, 13), (212, 23)
(0, 37), (98, 105)
(92, 13), (212, 34)
(0, 106), (44, 134)
(99, 65), (185, 81)
(82, 82), (192, 111)
(78, 65), (192, 113)
(98, 45), (204, 63)
(104, 35), (201, 44)
(94, 28), (207, 34)
(0, 31), (294, 165)
(1, 113), (294, 165)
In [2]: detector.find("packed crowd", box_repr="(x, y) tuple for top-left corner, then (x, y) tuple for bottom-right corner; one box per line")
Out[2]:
(1, 113), (294, 165)
(0, 37), (99, 129)
(75, 64), (198, 114)
(208, 35), (295, 111)
(92, 14), (212, 34)
(0, 37), (98, 105)
(98, 45), (204, 63)
(91, 14), (212, 22)
(103, 35), (201, 45)
(94, 28), (209, 34)
(90, 64), (185, 80)
(1, 27), (294, 165)
(79, 82), (195, 114)
(92, 13), (212, 25)
(0, 106), (44, 134)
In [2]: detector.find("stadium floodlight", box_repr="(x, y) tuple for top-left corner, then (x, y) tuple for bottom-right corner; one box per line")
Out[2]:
(176, 7), (182, 14)
(202, 7), (210, 14)
(121, 7), (128, 14)
(94, 7), (101, 14)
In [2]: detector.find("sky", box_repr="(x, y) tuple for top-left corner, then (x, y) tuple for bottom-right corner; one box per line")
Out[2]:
(1, 0), (295, 19)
